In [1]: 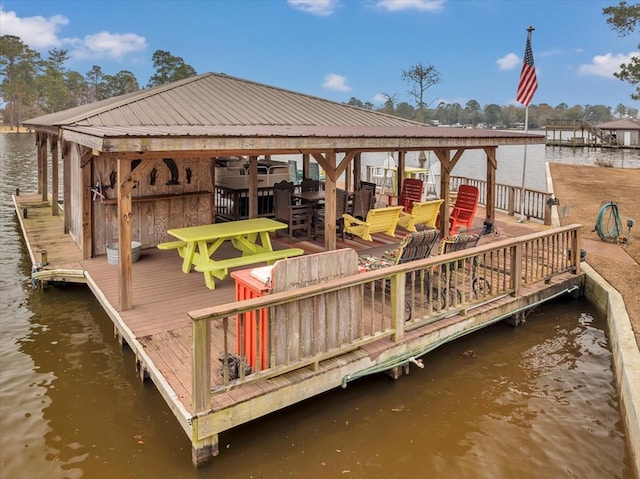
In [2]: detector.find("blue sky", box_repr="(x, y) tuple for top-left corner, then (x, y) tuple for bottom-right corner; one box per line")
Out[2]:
(1, 0), (638, 110)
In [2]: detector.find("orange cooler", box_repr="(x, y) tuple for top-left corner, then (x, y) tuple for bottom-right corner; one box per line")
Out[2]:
(230, 268), (272, 370)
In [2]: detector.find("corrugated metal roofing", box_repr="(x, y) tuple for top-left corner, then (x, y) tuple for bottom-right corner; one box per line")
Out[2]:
(22, 72), (545, 151)
(24, 73), (415, 129)
(597, 119), (640, 130)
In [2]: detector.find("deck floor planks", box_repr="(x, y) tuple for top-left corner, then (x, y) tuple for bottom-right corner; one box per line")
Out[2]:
(14, 194), (575, 444)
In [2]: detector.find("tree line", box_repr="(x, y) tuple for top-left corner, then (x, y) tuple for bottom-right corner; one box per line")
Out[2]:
(1, 0), (637, 130)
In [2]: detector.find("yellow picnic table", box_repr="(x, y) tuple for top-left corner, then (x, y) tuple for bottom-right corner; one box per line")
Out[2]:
(161, 218), (304, 289)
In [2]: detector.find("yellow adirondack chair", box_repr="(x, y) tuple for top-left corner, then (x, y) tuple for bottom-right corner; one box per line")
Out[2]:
(397, 199), (444, 232)
(342, 206), (404, 241)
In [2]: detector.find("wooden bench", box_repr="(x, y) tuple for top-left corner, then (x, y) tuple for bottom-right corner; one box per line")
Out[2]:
(342, 205), (403, 241)
(194, 247), (304, 289)
(157, 240), (188, 250)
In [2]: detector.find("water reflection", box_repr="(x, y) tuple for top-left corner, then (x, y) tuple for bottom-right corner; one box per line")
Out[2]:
(0, 133), (633, 478)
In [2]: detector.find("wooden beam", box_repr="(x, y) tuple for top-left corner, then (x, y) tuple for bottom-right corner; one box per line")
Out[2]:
(248, 155), (258, 218)
(353, 152), (362, 191)
(484, 147), (497, 225)
(51, 136), (59, 216)
(41, 134), (48, 202)
(118, 159), (155, 197)
(36, 132), (43, 195)
(63, 144), (71, 233)
(335, 151), (356, 178)
(81, 148), (93, 259)
(434, 149), (451, 238)
(397, 151), (406, 195)
(323, 152), (337, 251)
(117, 157), (133, 311)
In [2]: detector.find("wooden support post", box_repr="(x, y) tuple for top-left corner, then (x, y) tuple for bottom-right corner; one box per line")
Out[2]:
(435, 149), (451, 238)
(117, 158), (133, 311)
(191, 427), (218, 466)
(324, 165), (337, 251)
(511, 243), (522, 297)
(484, 147), (496, 226)
(36, 132), (43, 195)
(390, 272), (406, 342)
(353, 152), (361, 191)
(248, 155), (258, 218)
(81, 150), (93, 259)
(210, 157), (217, 223)
(63, 143), (71, 233)
(51, 136), (59, 216)
(41, 134), (48, 202)
(192, 317), (211, 414)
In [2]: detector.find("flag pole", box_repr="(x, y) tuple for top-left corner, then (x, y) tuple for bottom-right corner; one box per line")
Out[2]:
(519, 106), (529, 222)
(517, 26), (536, 223)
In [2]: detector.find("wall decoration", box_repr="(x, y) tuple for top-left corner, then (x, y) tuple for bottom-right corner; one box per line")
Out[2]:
(150, 167), (158, 185)
(163, 158), (180, 185)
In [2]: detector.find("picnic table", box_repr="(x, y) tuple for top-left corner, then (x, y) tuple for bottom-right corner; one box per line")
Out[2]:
(159, 218), (304, 289)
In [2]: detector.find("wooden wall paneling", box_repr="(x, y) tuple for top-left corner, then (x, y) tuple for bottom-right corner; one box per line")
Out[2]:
(80, 148), (92, 258)
(154, 200), (170, 242)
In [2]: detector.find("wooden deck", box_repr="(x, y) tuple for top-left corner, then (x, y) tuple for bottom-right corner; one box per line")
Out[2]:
(13, 193), (585, 464)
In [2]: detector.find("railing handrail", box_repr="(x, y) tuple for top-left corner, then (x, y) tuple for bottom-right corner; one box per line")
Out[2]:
(189, 224), (582, 411)
(189, 223), (580, 323)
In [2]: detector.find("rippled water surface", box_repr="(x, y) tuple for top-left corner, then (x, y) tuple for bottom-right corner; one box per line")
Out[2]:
(0, 133), (633, 478)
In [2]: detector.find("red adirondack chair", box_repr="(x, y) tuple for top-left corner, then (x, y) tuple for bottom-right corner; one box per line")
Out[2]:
(388, 178), (423, 212)
(449, 185), (479, 235)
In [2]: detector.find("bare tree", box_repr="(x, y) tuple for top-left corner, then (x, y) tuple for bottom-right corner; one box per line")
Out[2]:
(402, 62), (441, 123)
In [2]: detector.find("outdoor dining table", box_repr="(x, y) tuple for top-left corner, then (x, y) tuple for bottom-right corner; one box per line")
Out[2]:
(164, 218), (303, 289)
(292, 190), (325, 208)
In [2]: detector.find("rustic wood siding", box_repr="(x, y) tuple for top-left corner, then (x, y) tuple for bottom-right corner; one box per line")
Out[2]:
(88, 156), (214, 255)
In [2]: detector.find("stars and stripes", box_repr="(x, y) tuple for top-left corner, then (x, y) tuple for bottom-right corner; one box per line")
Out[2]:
(516, 36), (538, 107)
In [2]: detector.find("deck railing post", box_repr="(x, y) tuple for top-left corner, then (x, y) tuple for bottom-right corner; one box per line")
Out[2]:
(511, 243), (522, 297)
(508, 187), (516, 216)
(571, 230), (581, 275)
(390, 272), (406, 342)
(192, 317), (211, 414)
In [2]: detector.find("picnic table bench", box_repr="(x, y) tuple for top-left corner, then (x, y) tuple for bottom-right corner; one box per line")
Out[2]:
(159, 218), (305, 289)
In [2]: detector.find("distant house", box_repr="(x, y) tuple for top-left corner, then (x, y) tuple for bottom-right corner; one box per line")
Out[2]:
(597, 119), (640, 147)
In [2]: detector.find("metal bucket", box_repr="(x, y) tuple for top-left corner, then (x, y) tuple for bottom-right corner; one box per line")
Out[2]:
(106, 241), (142, 265)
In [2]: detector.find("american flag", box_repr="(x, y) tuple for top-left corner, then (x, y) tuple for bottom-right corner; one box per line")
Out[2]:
(516, 35), (538, 107)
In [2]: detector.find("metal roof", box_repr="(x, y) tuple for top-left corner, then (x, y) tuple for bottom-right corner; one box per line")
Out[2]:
(23, 72), (545, 153)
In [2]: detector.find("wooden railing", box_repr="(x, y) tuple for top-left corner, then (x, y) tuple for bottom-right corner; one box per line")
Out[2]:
(363, 167), (552, 223)
(189, 225), (582, 413)
(214, 186), (276, 221)
(450, 176), (553, 224)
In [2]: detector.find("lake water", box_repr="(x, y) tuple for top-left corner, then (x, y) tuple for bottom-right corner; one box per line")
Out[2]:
(0, 133), (635, 478)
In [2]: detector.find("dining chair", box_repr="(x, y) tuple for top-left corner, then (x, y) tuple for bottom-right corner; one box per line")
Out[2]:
(273, 181), (313, 241)
(358, 180), (377, 208)
(300, 178), (320, 192)
(350, 187), (373, 220)
(314, 188), (348, 240)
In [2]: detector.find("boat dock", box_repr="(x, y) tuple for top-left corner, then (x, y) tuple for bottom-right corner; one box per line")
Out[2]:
(13, 192), (585, 466)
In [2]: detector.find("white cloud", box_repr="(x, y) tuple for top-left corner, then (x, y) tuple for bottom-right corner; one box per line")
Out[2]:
(0, 7), (147, 63)
(73, 32), (147, 60)
(373, 93), (388, 103)
(288, 0), (337, 16)
(578, 51), (638, 78)
(322, 73), (351, 92)
(0, 7), (67, 49)
(376, 0), (445, 12)
(497, 53), (520, 71)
